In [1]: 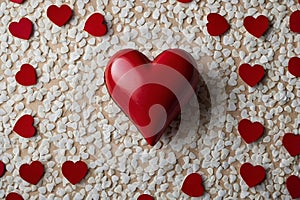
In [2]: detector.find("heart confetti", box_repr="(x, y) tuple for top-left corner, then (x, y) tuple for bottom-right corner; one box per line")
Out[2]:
(238, 119), (264, 144)
(207, 13), (230, 36)
(19, 161), (44, 185)
(15, 64), (37, 86)
(238, 64), (265, 87)
(288, 57), (300, 77)
(0, 161), (5, 177)
(282, 133), (300, 157)
(290, 10), (300, 33)
(13, 115), (36, 138)
(6, 192), (24, 200)
(105, 49), (199, 146)
(10, 0), (24, 4)
(84, 13), (107, 37)
(240, 163), (266, 187)
(47, 5), (72, 27)
(62, 161), (88, 185)
(244, 15), (269, 38)
(286, 175), (300, 199)
(181, 173), (205, 197)
(9, 18), (33, 40)
(137, 194), (154, 200)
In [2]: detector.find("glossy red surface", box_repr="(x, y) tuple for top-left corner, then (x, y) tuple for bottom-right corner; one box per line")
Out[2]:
(105, 49), (199, 146)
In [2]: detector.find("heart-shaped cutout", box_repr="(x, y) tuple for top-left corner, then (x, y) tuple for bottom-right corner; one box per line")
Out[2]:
(84, 13), (107, 37)
(13, 115), (36, 138)
(288, 57), (300, 77)
(9, 18), (33, 40)
(244, 15), (269, 38)
(137, 194), (154, 200)
(238, 119), (264, 144)
(239, 64), (265, 87)
(207, 13), (230, 36)
(105, 49), (199, 146)
(47, 5), (72, 27)
(15, 64), (37, 86)
(181, 173), (205, 197)
(240, 163), (266, 187)
(6, 192), (23, 200)
(62, 161), (88, 185)
(286, 175), (300, 199)
(0, 161), (5, 177)
(10, 0), (24, 4)
(19, 161), (44, 185)
(290, 10), (300, 33)
(282, 133), (300, 157)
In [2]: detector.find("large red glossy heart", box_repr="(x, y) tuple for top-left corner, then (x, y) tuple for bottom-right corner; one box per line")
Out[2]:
(207, 13), (230, 36)
(6, 192), (24, 200)
(238, 119), (264, 144)
(286, 175), (300, 199)
(19, 161), (44, 185)
(0, 161), (5, 177)
(181, 173), (205, 197)
(244, 15), (269, 38)
(288, 57), (300, 77)
(84, 13), (107, 37)
(238, 64), (265, 87)
(10, 0), (24, 4)
(282, 133), (300, 157)
(47, 5), (72, 27)
(62, 161), (88, 185)
(137, 194), (154, 200)
(240, 163), (266, 187)
(13, 115), (36, 138)
(15, 64), (37, 86)
(105, 49), (199, 146)
(9, 18), (32, 40)
(290, 10), (300, 33)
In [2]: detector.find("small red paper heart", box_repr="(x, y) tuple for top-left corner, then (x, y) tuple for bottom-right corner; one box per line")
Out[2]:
(0, 161), (5, 177)
(10, 0), (24, 4)
(288, 57), (300, 77)
(290, 10), (300, 33)
(19, 161), (44, 185)
(207, 13), (230, 36)
(13, 115), (36, 138)
(240, 163), (266, 187)
(177, 0), (192, 2)
(9, 18), (33, 40)
(238, 119), (264, 144)
(137, 194), (154, 200)
(244, 15), (269, 38)
(238, 64), (265, 87)
(84, 13), (107, 37)
(6, 192), (24, 200)
(47, 5), (72, 27)
(282, 133), (300, 157)
(15, 64), (37, 86)
(286, 175), (300, 199)
(62, 161), (88, 185)
(181, 173), (205, 197)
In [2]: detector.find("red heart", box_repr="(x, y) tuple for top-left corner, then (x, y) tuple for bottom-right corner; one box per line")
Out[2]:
(290, 10), (300, 33)
(244, 15), (269, 38)
(84, 13), (107, 37)
(105, 49), (199, 146)
(47, 5), (72, 27)
(286, 175), (300, 199)
(282, 133), (300, 157)
(181, 173), (205, 197)
(10, 0), (24, 4)
(207, 13), (230, 36)
(238, 119), (264, 144)
(62, 161), (88, 185)
(6, 192), (24, 200)
(19, 161), (44, 185)
(15, 64), (37, 86)
(238, 64), (265, 87)
(9, 18), (33, 40)
(177, 0), (192, 2)
(0, 161), (5, 177)
(288, 57), (300, 77)
(240, 163), (266, 187)
(13, 115), (36, 138)
(137, 194), (154, 200)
